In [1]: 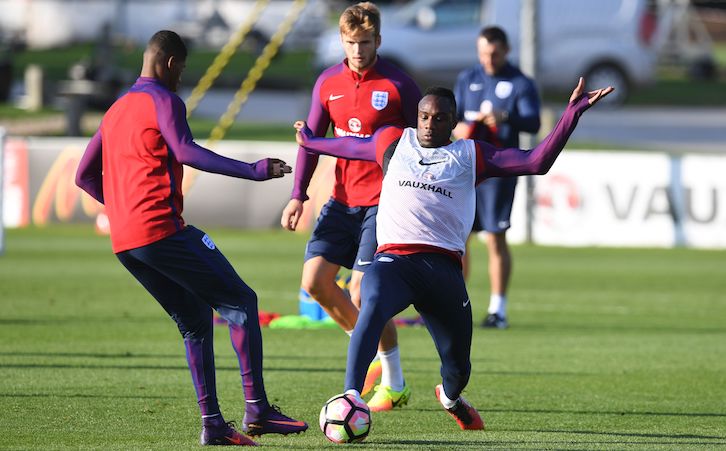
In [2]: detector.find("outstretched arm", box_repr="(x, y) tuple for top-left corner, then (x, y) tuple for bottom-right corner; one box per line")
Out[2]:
(159, 94), (290, 180)
(293, 121), (381, 162)
(475, 78), (613, 180)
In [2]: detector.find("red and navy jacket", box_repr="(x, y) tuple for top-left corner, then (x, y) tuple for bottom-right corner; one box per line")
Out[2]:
(76, 77), (271, 253)
(291, 57), (421, 207)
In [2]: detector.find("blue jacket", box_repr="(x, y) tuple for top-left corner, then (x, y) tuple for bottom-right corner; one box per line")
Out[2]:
(454, 62), (541, 148)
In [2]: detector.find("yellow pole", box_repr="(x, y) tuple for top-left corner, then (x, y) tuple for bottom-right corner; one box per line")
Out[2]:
(185, 0), (270, 116)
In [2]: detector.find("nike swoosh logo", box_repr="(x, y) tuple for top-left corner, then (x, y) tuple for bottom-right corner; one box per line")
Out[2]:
(357, 259), (372, 266)
(329, 94), (345, 101)
(224, 435), (245, 445)
(419, 159), (447, 166)
(268, 419), (308, 427)
(463, 298), (471, 307)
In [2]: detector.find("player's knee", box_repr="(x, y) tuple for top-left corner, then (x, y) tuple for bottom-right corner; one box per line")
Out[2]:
(217, 305), (249, 326)
(178, 317), (212, 340)
(302, 275), (336, 305)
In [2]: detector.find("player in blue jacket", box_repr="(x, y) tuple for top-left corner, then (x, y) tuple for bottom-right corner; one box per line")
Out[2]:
(453, 26), (541, 329)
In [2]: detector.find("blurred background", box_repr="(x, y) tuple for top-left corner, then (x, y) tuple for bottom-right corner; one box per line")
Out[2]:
(0, 0), (725, 248)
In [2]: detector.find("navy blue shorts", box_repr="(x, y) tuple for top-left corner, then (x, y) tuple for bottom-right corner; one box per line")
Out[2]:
(473, 176), (517, 233)
(304, 198), (378, 272)
(116, 226), (259, 338)
(346, 252), (473, 399)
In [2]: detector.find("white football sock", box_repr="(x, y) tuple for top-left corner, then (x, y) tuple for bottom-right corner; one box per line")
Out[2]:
(438, 385), (458, 409)
(488, 294), (507, 316)
(345, 388), (362, 401)
(378, 346), (404, 391)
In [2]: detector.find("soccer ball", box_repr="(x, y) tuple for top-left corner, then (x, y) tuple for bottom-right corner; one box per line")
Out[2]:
(319, 393), (371, 443)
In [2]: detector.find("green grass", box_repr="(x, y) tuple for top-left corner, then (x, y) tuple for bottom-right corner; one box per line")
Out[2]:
(0, 103), (60, 119)
(12, 43), (317, 91)
(541, 74), (726, 107)
(186, 119), (296, 142)
(713, 42), (726, 68)
(1, 225), (725, 449)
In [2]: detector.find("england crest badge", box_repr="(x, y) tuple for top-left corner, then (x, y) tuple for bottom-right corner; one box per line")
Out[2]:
(371, 91), (389, 110)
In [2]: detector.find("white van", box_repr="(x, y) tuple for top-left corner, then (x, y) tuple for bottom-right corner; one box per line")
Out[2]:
(315, 0), (658, 105)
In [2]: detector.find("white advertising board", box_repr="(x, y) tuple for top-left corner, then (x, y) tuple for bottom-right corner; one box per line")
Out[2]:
(510, 151), (726, 249)
(3, 137), (726, 248)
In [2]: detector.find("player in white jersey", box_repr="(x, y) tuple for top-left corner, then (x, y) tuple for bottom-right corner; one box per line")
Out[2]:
(293, 79), (613, 431)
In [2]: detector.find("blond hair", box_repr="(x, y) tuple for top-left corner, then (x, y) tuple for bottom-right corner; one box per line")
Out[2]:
(339, 2), (381, 37)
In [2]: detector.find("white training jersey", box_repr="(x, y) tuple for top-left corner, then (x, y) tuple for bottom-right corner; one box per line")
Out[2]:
(377, 127), (477, 254)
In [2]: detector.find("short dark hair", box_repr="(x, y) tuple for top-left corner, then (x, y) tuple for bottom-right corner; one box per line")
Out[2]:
(147, 30), (187, 60)
(423, 86), (457, 112)
(479, 26), (508, 47)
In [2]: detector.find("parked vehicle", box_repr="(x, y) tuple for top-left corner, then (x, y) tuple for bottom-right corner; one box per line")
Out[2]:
(315, 0), (659, 105)
(0, 0), (329, 52)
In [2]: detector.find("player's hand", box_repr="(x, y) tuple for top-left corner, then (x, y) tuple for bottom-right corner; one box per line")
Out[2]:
(281, 198), (304, 231)
(294, 120), (313, 146)
(480, 112), (497, 127)
(267, 158), (292, 178)
(569, 77), (614, 105)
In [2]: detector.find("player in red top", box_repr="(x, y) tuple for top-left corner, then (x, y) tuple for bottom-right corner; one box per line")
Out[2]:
(280, 2), (421, 411)
(76, 30), (306, 446)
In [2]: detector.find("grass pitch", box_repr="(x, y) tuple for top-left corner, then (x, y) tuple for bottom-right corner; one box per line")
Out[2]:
(1, 225), (725, 450)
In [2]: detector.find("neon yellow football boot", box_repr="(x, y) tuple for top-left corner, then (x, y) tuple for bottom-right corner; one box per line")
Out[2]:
(366, 383), (411, 412)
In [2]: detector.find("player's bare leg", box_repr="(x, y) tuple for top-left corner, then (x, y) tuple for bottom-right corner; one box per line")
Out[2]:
(483, 231), (510, 328)
(301, 256), (358, 331)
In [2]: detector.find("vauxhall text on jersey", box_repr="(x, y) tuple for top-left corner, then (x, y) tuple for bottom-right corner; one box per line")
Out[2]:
(377, 128), (476, 254)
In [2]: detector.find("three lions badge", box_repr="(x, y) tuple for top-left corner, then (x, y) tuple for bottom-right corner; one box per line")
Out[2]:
(371, 91), (389, 111)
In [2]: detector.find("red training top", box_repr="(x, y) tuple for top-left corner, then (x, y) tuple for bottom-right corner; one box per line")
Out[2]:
(291, 57), (421, 207)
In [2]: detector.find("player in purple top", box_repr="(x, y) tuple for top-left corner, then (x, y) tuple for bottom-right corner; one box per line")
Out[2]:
(76, 30), (306, 446)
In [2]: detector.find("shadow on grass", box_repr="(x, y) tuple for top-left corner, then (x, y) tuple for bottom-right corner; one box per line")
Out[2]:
(378, 438), (726, 449)
(501, 323), (726, 334)
(0, 361), (347, 373)
(413, 407), (726, 424)
(505, 408), (726, 419)
(0, 351), (181, 359)
(371, 439), (496, 448)
(0, 392), (181, 400)
(535, 428), (726, 441)
(369, 431), (726, 449)
(484, 409), (726, 420)
(0, 316), (170, 325)
(413, 405), (726, 419)
(0, 352), (609, 377)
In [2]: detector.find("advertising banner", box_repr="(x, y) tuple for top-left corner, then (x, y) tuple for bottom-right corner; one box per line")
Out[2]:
(3, 138), (725, 248)
(509, 151), (726, 248)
